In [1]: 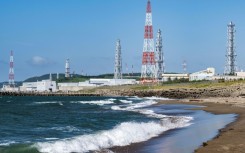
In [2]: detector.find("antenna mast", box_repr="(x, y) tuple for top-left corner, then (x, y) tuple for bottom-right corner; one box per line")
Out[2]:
(114, 39), (122, 79)
(141, 0), (156, 83)
(155, 29), (164, 80)
(224, 21), (237, 75)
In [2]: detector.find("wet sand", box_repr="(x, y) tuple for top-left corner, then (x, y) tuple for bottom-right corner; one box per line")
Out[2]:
(159, 99), (245, 153)
(109, 98), (245, 153)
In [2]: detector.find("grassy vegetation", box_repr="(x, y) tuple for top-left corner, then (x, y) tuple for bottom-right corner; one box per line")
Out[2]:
(90, 79), (245, 92)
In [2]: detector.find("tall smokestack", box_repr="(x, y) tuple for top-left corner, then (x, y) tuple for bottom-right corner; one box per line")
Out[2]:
(9, 50), (15, 86)
(65, 59), (70, 78)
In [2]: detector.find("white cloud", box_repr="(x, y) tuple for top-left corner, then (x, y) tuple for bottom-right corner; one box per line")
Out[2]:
(28, 56), (52, 66)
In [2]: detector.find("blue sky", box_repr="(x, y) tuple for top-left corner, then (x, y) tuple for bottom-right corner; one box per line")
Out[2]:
(0, 0), (245, 81)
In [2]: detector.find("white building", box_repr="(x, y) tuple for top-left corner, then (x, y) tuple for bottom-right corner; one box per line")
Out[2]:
(89, 79), (136, 86)
(162, 73), (189, 82)
(20, 80), (57, 92)
(189, 68), (215, 81)
(235, 71), (245, 77)
(37, 80), (57, 92)
(2, 85), (19, 92)
(20, 82), (37, 91)
(213, 71), (245, 81)
(58, 82), (84, 92)
(57, 79), (136, 92)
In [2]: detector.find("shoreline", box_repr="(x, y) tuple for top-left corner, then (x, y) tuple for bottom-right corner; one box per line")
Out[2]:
(110, 98), (244, 153)
(1, 89), (244, 152)
(158, 98), (245, 153)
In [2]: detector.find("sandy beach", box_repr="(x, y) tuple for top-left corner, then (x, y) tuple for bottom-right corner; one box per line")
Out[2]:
(158, 98), (245, 153)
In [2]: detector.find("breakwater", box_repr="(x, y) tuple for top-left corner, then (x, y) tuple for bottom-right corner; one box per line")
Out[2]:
(0, 84), (244, 99)
(94, 85), (243, 99)
(0, 92), (100, 97)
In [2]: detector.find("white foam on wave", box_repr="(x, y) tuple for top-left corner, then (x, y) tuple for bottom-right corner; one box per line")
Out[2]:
(119, 100), (133, 104)
(36, 98), (193, 153)
(110, 100), (157, 111)
(127, 96), (143, 100)
(111, 99), (192, 129)
(72, 100), (114, 106)
(126, 100), (158, 109)
(145, 96), (172, 100)
(107, 98), (117, 101)
(36, 118), (191, 153)
(111, 100), (166, 119)
(45, 138), (59, 141)
(51, 126), (80, 133)
(34, 101), (63, 105)
(0, 141), (16, 146)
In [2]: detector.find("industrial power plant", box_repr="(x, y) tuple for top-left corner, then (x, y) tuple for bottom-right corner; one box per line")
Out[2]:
(1, 0), (245, 92)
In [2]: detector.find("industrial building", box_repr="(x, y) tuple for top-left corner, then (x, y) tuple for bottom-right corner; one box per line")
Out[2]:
(212, 72), (245, 81)
(57, 79), (136, 92)
(58, 82), (85, 92)
(189, 68), (215, 81)
(20, 80), (57, 92)
(2, 85), (19, 92)
(37, 80), (57, 92)
(162, 73), (189, 82)
(20, 82), (37, 91)
(89, 79), (136, 86)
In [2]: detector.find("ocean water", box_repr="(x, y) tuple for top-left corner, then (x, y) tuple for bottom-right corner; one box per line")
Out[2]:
(0, 96), (235, 153)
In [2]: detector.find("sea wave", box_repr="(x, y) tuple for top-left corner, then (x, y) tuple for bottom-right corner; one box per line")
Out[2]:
(45, 138), (59, 141)
(107, 98), (117, 101)
(111, 100), (167, 119)
(119, 100), (133, 104)
(51, 126), (80, 133)
(127, 96), (143, 100)
(0, 141), (16, 146)
(112, 100), (192, 120)
(35, 98), (192, 153)
(36, 118), (191, 153)
(122, 100), (158, 109)
(71, 100), (114, 106)
(34, 101), (63, 106)
(145, 96), (172, 100)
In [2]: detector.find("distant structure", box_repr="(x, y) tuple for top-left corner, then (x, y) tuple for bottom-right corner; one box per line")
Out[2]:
(224, 21), (237, 75)
(189, 68), (215, 81)
(182, 60), (187, 74)
(114, 39), (122, 79)
(65, 59), (70, 78)
(50, 73), (52, 81)
(131, 65), (134, 76)
(9, 50), (15, 86)
(125, 63), (129, 76)
(155, 29), (164, 80)
(57, 73), (59, 80)
(141, 0), (156, 83)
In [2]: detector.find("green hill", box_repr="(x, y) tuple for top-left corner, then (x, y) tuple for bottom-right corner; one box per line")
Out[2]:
(23, 73), (141, 83)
